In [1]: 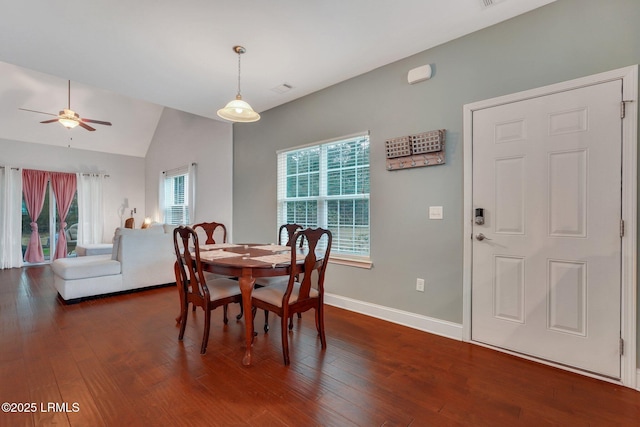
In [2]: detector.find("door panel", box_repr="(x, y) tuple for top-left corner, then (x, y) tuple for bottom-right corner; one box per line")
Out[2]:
(495, 156), (525, 234)
(471, 79), (622, 378)
(548, 149), (587, 237)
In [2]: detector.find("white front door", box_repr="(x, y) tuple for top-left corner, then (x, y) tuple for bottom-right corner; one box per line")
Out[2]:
(471, 79), (622, 378)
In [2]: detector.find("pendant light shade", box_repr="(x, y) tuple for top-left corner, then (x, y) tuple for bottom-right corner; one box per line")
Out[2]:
(217, 95), (260, 122)
(217, 46), (260, 123)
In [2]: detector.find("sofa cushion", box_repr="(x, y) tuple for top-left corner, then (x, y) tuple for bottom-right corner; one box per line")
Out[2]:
(163, 224), (178, 234)
(76, 244), (113, 257)
(51, 254), (121, 280)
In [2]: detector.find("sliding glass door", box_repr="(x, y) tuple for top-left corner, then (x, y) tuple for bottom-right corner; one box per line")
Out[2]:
(21, 184), (78, 263)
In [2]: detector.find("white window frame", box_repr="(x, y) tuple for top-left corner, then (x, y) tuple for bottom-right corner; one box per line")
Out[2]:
(161, 164), (196, 226)
(277, 132), (371, 269)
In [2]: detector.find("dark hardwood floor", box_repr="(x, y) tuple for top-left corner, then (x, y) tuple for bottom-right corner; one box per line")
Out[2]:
(1, 266), (639, 426)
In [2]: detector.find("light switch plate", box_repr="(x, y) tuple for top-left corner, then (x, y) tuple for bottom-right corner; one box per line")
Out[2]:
(429, 206), (443, 220)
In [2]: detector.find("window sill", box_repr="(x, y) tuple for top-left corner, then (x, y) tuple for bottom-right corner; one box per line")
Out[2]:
(329, 255), (372, 269)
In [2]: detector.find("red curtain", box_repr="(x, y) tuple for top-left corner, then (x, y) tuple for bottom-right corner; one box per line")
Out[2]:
(22, 169), (50, 263)
(51, 172), (77, 260)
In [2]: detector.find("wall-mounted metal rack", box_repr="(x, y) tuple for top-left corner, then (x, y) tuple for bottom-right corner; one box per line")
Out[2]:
(385, 129), (445, 171)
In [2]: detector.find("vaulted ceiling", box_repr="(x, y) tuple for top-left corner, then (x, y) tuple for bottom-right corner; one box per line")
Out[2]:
(0, 0), (555, 157)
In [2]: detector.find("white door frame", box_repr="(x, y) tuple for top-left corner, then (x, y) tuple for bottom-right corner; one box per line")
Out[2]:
(462, 65), (638, 388)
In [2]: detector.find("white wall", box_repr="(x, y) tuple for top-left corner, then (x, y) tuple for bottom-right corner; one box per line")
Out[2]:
(0, 137), (145, 242)
(144, 107), (233, 236)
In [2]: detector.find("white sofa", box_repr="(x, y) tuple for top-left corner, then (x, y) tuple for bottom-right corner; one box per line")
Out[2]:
(52, 224), (177, 302)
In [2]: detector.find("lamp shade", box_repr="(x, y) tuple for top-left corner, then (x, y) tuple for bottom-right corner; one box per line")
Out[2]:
(217, 96), (260, 123)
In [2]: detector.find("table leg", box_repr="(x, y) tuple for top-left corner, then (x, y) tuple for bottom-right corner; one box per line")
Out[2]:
(238, 274), (255, 366)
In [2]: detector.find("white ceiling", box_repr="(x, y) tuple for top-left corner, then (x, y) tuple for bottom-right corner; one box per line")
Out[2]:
(0, 0), (555, 157)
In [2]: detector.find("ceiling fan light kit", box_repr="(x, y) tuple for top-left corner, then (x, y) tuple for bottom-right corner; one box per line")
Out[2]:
(58, 109), (80, 129)
(19, 80), (112, 131)
(217, 45), (260, 123)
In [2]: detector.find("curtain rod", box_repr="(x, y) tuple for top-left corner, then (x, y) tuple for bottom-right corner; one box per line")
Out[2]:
(162, 162), (197, 175)
(2, 166), (110, 177)
(21, 168), (109, 176)
(81, 173), (110, 177)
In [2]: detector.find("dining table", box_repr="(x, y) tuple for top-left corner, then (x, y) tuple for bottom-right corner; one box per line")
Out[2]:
(195, 243), (300, 366)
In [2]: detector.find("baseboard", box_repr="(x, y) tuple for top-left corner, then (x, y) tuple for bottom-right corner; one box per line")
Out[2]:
(324, 293), (463, 341)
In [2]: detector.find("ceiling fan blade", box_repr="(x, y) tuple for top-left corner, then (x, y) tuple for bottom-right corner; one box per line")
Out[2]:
(78, 121), (96, 131)
(40, 119), (59, 124)
(81, 118), (112, 126)
(19, 108), (58, 117)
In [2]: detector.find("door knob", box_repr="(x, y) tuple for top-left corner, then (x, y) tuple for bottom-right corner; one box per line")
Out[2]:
(476, 233), (492, 241)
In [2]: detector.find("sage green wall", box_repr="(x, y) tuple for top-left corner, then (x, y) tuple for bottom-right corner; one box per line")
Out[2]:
(233, 0), (639, 334)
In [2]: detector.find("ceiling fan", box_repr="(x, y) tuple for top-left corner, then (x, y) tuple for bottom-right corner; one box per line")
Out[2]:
(19, 80), (112, 131)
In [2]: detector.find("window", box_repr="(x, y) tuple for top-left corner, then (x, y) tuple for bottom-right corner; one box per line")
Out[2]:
(162, 165), (195, 225)
(277, 133), (370, 265)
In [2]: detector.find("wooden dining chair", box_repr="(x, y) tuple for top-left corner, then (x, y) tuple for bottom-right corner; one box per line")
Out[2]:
(173, 226), (242, 354)
(255, 223), (305, 332)
(191, 221), (240, 314)
(251, 227), (332, 365)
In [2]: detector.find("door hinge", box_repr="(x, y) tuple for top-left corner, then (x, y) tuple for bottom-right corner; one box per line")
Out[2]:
(620, 337), (624, 356)
(622, 100), (635, 119)
(620, 219), (625, 237)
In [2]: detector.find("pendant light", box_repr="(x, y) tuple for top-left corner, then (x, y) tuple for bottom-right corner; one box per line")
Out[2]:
(217, 46), (260, 123)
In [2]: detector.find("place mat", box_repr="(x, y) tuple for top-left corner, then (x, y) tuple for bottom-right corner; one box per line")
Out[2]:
(250, 253), (292, 266)
(198, 250), (244, 260)
(251, 244), (291, 252)
(199, 243), (241, 251)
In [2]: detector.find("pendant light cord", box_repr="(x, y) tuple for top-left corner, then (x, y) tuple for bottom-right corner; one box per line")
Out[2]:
(236, 51), (242, 98)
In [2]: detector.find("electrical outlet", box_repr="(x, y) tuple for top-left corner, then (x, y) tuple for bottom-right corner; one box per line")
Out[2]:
(416, 278), (425, 292)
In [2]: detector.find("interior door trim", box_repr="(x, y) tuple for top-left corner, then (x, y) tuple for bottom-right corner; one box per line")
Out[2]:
(462, 65), (638, 389)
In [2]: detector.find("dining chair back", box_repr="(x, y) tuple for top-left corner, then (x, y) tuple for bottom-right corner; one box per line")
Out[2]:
(251, 227), (332, 365)
(173, 226), (242, 354)
(192, 221), (227, 244)
(279, 223), (304, 247)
